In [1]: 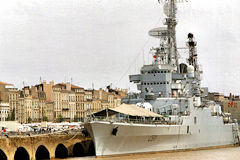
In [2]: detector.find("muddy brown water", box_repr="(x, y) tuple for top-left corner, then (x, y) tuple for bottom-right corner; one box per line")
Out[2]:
(53, 147), (240, 160)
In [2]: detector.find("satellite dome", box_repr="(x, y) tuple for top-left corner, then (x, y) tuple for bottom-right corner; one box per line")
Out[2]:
(136, 102), (153, 112)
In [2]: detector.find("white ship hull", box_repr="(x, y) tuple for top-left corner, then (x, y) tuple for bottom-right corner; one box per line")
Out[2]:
(85, 108), (239, 156)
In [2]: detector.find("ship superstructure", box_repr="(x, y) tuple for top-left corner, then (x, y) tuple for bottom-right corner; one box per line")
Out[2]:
(123, 0), (206, 115)
(85, 0), (240, 156)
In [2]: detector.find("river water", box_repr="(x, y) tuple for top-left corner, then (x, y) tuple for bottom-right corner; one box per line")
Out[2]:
(55, 147), (240, 160)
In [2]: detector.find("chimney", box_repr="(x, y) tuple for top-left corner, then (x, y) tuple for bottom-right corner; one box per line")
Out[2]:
(66, 82), (71, 91)
(99, 88), (102, 100)
(229, 93), (232, 100)
(50, 81), (54, 86)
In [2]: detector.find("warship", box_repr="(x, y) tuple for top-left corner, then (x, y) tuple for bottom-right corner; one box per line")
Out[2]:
(85, 0), (240, 156)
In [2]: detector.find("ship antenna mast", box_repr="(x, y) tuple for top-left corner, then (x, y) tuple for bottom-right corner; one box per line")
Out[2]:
(151, 0), (179, 71)
(165, 0), (178, 71)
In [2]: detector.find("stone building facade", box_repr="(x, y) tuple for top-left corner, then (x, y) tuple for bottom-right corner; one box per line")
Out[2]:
(0, 81), (128, 123)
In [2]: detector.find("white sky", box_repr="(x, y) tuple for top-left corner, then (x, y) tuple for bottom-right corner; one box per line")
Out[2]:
(0, 0), (240, 95)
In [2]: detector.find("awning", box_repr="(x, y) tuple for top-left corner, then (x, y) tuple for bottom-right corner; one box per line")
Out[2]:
(92, 103), (162, 118)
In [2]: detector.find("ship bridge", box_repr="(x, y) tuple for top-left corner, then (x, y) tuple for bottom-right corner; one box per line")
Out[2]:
(129, 63), (185, 98)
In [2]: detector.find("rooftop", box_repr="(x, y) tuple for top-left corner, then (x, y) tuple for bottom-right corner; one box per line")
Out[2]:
(0, 81), (13, 86)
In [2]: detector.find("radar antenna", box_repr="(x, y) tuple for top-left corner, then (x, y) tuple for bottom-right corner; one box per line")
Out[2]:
(149, 0), (179, 72)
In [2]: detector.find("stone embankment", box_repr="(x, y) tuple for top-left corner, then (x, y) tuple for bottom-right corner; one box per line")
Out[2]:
(0, 132), (93, 160)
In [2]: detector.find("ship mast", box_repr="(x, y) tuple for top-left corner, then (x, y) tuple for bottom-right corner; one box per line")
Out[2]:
(150, 0), (179, 71)
(164, 0), (178, 70)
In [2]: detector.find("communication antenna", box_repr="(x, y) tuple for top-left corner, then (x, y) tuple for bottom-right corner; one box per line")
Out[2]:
(151, 0), (179, 72)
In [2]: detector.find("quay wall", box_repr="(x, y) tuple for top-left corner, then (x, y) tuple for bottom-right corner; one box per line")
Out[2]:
(0, 134), (92, 160)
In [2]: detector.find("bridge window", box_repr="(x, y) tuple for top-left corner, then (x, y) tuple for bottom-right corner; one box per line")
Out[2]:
(14, 147), (29, 160)
(35, 145), (49, 160)
(73, 143), (85, 157)
(0, 149), (7, 160)
(55, 144), (68, 158)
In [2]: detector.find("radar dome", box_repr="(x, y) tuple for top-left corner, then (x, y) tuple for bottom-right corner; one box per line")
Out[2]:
(136, 102), (153, 112)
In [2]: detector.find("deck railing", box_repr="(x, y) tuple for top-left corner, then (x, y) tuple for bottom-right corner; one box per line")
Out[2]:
(86, 116), (180, 125)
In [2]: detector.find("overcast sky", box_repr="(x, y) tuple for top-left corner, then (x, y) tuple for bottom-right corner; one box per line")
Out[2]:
(0, 0), (240, 95)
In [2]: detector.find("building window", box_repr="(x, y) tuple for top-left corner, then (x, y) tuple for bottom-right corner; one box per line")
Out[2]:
(194, 117), (197, 124)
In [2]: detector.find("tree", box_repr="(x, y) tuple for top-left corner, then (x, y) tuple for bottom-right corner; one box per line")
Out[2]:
(58, 114), (63, 122)
(42, 116), (48, 122)
(28, 117), (32, 123)
(6, 114), (10, 121)
(10, 108), (15, 121)
(74, 115), (79, 122)
(6, 108), (15, 121)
